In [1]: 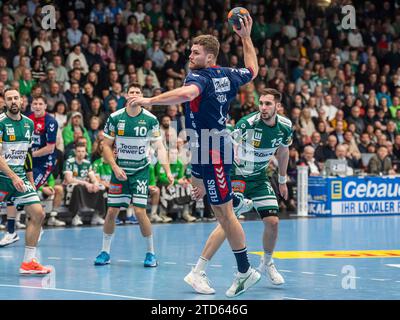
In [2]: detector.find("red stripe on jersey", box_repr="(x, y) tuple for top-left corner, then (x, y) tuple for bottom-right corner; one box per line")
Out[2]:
(189, 94), (202, 113)
(210, 150), (229, 200)
(29, 113), (46, 135)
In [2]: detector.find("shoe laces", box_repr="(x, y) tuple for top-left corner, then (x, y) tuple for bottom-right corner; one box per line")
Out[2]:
(199, 271), (212, 287)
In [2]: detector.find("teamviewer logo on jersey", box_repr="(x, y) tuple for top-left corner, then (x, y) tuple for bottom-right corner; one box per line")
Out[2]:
(212, 77), (231, 93)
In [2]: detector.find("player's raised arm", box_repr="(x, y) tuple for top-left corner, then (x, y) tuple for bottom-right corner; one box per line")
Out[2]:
(128, 84), (200, 107)
(233, 15), (258, 80)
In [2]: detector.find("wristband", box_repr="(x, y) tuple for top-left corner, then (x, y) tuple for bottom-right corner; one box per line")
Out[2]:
(278, 175), (287, 184)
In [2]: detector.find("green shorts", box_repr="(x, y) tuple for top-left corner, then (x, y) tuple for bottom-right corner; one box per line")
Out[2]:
(231, 176), (278, 216)
(0, 176), (40, 207)
(107, 168), (149, 208)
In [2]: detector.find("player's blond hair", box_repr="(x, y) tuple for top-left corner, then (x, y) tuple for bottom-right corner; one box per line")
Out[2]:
(192, 35), (220, 58)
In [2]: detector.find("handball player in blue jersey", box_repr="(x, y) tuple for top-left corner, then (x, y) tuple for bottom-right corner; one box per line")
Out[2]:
(131, 15), (260, 297)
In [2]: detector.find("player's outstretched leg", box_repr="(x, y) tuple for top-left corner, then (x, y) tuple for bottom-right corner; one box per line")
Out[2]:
(134, 206), (158, 267)
(94, 207), (120, 266)
(212, 202), (260, 298)
(257, 216), (284, 285)
(19, 203), (50, 275)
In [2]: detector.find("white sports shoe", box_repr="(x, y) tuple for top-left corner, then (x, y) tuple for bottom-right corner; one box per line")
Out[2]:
(258, 261), (285, 285)
(233, 193), (253, 217)
(160, 213), (172, 223)
(225, 267), (261, 298)
(184, 268), (216, 295)
(72, 215), (83, 226)
(150, 213), (164, 223)
(0, 232), (19, 247)
(91, 214), (105, 225)
(47, 217), (66, 227)
(16, 221), (26, 229)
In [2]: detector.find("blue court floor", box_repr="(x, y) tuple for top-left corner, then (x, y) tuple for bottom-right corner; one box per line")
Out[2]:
(1, 215), (400, 300)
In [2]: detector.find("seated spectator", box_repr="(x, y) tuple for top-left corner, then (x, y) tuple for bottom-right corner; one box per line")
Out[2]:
(137, 59), (160, 88)
(64, 82), (90, 115)
(367, 145), (396, 175)
(65, 45), (89, 75)
(299, 107), (316, 138)
(63, 143), (106, 226)
(104, 82), (126, 112)
(343, 130), (361, 161)
(335, 144), (358, 176)
(45, 81), (67, 113)
(88, 116), (101, 144)
(54, 101), (68, 130)
(62, 111), (92, 154)
(358, 132), (373, 153)
(298, 145), (320, 176)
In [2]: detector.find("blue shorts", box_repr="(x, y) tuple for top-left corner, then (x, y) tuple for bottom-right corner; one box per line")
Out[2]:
(33, 158), (57, 189)
(191, 149), (233, 205)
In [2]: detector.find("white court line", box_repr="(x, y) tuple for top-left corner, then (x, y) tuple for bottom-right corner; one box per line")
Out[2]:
(117, 260), (131, 263)
(370, 278), (389, 281)
(71, 258), (85, 261)
(0, 255), (13, 258)
(283, 297), (307, 300)
(210, 265), (222, 268)
(301, 272), (314, 275)
(395, 281), (400, 283)
(278, 270), (292, 273)
(324, 274), (338, 277)
(164, 262), (177, 265)
(186, 263), (195, 266)
(47, 257), (61, 260)
(0, 284), (154, 300)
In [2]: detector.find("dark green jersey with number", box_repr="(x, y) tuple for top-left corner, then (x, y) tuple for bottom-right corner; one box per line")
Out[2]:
(63, 157), (92, 180)
(103, 108), (161, 174)
(0, 113), (34, 178)
(232, 112), (293, 180)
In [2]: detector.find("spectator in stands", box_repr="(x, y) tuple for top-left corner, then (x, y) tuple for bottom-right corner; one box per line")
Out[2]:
(335, 144), (358, 175)
(298, 145), (320, 176)
(137, 59), (160, 88)
(63, 143), (106, 226)
(62, 111), (92, 154)
(358, 132), (373, 154)
(368, 145), (396, 175)
(45, 81), (67, 113)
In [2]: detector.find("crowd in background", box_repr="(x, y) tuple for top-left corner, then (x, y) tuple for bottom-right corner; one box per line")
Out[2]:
(0, 0), (399, 221)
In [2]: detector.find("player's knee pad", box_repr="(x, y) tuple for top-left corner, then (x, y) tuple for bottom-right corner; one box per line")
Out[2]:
(257, 208), (279, 219)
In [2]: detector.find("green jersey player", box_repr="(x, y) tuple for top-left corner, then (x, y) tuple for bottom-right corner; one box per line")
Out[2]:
(94, 83), (173, 267)
(185, 88), (292, 294)
(0, 88), (50, 275)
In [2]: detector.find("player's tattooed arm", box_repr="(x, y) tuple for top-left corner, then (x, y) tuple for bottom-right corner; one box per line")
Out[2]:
(129, 84), (200, 107)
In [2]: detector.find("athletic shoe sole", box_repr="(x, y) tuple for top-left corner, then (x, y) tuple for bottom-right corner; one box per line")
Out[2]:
(226, 272), (261, 298)
(0, 237), (19, 247)
(184, 273), (216, 295)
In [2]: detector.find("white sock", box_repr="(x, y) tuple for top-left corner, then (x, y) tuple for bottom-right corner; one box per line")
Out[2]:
(24, 246), (36, 262)
(127, 206), (134, 217)
(151, 205), (158, 215)
(145, 235), (155, 254)
(194, 256), (208, 273)
(263, 251), (273, 265)
(102, 233), (113, 254)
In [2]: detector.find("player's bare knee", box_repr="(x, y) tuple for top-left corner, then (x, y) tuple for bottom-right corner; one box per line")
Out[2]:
(106, 207), (120, 219)
(263, 216), (279, 231)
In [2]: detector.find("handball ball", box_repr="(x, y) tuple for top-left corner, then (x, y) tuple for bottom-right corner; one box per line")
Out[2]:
(228, 7), (250, 30)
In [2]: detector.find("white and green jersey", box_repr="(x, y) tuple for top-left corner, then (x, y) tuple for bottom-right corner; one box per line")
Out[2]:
(103, 108), (162, 174)
(0, 113), (34, 179)
(63, 157), (92, 180)
(232, 112), (293, 180)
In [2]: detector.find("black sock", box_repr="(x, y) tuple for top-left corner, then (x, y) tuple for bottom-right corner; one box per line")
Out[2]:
(232, 193), (241, 208)
(7, 218), (15, 234)
(233, 247), (250, 273)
